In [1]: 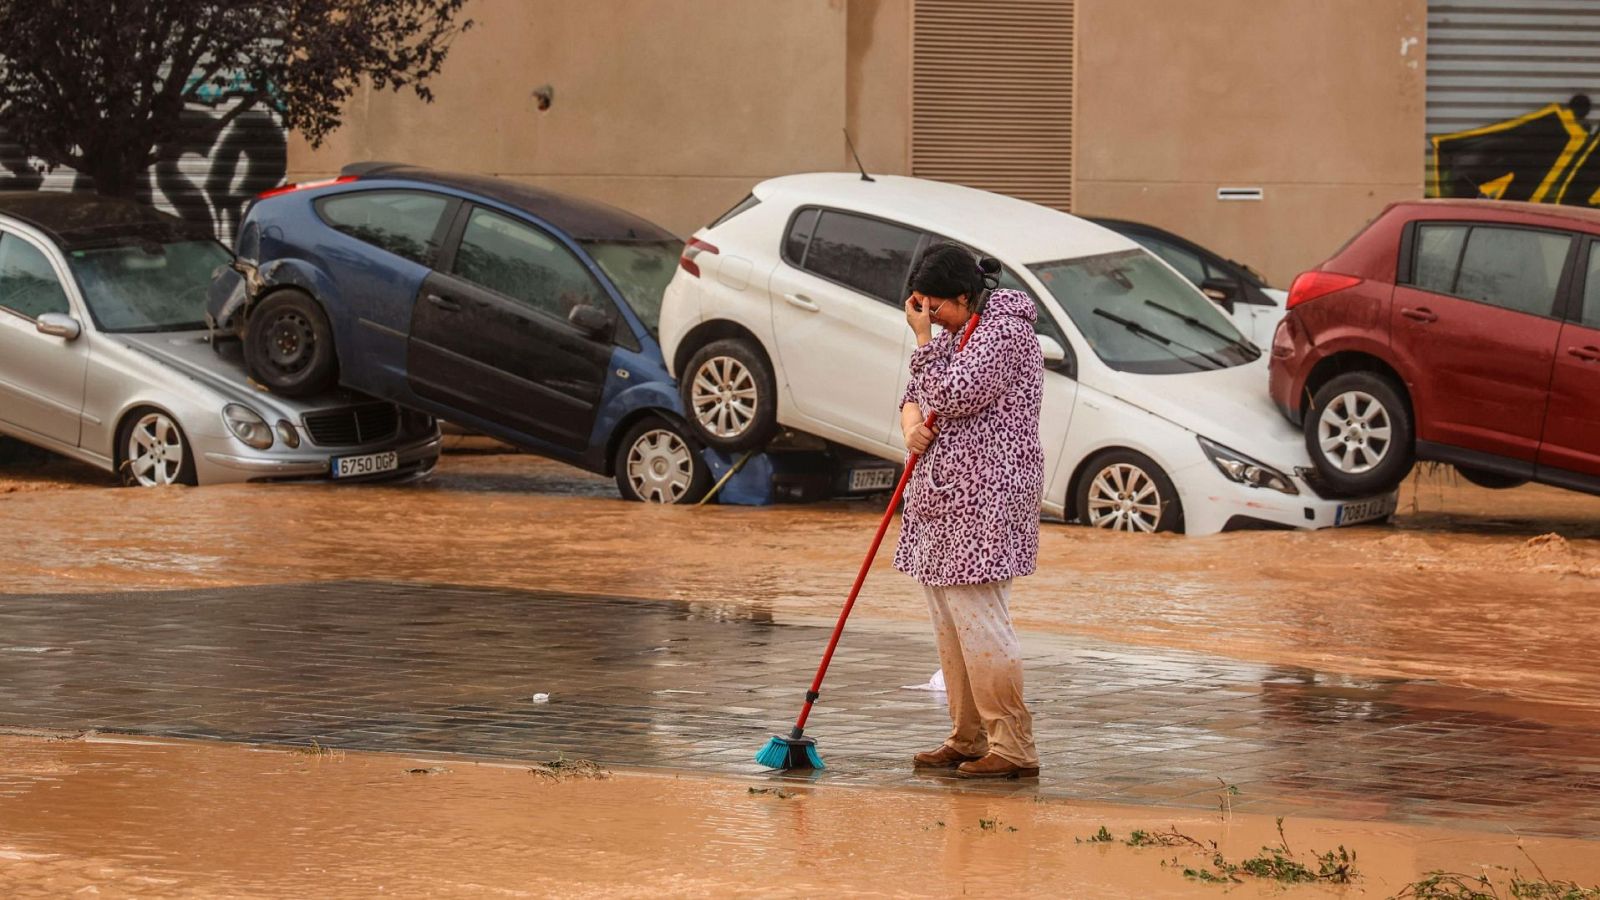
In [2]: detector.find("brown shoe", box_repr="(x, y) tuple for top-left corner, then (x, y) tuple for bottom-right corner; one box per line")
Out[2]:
(912, 745), (983, 769)
(955, 753), (1040, 779)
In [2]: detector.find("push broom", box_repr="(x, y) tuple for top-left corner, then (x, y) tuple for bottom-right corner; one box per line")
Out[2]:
(756, 313), (982, 770)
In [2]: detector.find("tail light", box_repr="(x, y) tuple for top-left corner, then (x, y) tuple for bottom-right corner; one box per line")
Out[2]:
(256, 175), (359, 201)
(1286, 271), (1362, 309)
(679, 237), (719, 277)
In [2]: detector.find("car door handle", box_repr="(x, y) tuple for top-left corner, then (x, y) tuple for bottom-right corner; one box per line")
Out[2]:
(783, 293), (819, 312)
(427, 294), (461, 312)
(1569, 345), (1600, 362)
(1401, 307), (1437, 323)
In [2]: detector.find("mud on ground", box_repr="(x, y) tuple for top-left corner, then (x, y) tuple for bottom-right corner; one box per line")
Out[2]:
(2, 732), (1598, 899)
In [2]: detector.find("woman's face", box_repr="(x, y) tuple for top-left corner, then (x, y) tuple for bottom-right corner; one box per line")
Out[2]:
(921, 293), (972, 330)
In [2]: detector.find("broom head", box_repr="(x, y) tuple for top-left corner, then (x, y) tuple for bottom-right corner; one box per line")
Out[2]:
(755, 733), (824, 770)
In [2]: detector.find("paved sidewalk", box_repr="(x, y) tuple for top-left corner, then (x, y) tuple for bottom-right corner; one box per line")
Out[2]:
(1, 581), (1596, 837)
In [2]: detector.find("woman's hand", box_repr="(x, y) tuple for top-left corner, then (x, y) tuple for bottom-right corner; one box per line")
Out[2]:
(904, 294), (934, 346)
(904, 421), (937, 455)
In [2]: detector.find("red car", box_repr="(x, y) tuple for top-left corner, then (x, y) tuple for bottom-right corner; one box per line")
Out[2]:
(1269, 199), (1600, 498)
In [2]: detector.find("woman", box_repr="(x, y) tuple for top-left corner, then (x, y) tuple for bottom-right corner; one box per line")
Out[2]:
(895, 241), (1044, 779)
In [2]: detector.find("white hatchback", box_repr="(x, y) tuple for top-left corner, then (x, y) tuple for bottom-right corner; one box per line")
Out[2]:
(659, 174), (1395, 534)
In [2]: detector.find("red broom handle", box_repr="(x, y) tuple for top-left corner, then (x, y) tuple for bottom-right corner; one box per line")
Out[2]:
(792, 313), (980, 732)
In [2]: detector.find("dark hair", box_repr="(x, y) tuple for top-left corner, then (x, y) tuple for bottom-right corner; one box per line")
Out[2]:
(909, 241), (1001, 309)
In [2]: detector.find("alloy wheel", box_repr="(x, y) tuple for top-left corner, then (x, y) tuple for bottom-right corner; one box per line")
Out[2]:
(689, 356), (757, 439)
(1316, 390), (1392, 475)
(626, 428), (696, 503)
(1086, 463), (1162, 532)
(126, 412), (186, 487)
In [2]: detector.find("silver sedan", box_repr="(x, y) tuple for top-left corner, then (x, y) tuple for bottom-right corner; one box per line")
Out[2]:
(0, 192), (440, 486)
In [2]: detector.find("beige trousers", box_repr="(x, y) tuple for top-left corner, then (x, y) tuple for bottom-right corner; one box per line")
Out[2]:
(924, 579), (1038, 767)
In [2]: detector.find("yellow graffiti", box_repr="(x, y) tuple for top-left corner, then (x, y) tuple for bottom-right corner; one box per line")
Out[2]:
(1428, 102), (1592, 204)
(1479, 173), (1515, 200)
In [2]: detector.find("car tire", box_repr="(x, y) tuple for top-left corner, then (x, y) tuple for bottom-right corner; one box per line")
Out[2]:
(1074, 449), (1184, 534)
(679, 338), (778, 452)
(1456, 466), (1528, 490)
(1304, 371), (1415, 497)
(614, 416), (712, 504)
(117, 408), (197, 487)
(244, 290), (338, 396)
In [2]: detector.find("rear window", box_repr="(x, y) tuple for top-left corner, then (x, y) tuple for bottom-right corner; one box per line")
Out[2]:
(316, 190), (450, 266)
(797, 210), (921, 305)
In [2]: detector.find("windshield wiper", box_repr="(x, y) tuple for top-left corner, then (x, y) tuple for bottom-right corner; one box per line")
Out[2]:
(1092, 308), (1224, 371)
(113, 321), (208, 334)
(1142, 299), (1260, 359)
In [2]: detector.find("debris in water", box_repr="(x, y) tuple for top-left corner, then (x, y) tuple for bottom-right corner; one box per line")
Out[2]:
(528, 756), (609, 781)
(530, 693), (550, 704)
(407, 766), (451, 775)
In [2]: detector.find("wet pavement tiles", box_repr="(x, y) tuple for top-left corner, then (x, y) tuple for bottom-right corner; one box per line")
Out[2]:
(1, 581), (1597, 837)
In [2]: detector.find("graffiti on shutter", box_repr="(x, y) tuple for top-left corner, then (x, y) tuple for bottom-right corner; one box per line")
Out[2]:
(1425, 0), (1600, 207)
(0, 79), (286, 245)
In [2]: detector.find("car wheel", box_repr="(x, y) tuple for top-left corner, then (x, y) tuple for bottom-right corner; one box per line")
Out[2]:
(1074, 450), (1183, 534)
(680, 338), (778, 452)
(1304, 372), (1415, 497)
(1457, 466), (1528, 490)
(244, 290), (338, 396)
(118, 409), (197, 487)
(614, 416), (712, 504)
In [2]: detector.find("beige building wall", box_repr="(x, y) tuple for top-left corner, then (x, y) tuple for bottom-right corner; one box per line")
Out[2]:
(290, 0), (1425, 286)
(289, 0), (856, 237)
(1074, 0), (1428, 285)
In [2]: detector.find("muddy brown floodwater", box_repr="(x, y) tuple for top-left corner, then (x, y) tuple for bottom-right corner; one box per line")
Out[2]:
(3, 447), (1598, 722)
(3, 732), (1598, 899)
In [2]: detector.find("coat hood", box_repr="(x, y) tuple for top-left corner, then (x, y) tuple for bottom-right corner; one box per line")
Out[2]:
(981, 287), (1036, 322)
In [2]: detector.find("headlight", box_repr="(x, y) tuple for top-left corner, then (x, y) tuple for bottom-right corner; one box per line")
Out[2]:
(1198, 436), (1298, 495)
(275, 419), (301, 449)
(222, 404), (274, 450)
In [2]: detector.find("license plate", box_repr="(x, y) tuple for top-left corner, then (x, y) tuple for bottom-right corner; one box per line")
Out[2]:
(848, 467), (897, 492)
(332, 451), (399, 479)
(1335, 495), (1396, 526)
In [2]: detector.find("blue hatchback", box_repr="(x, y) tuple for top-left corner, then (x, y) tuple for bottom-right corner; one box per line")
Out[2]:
(207, 162), (713, 503)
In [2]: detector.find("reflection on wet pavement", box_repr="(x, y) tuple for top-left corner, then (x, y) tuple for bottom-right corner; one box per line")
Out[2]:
(2, 453), (1597, 716)
(1, 581), (1597, 838)
(6, 733), (1597, 899)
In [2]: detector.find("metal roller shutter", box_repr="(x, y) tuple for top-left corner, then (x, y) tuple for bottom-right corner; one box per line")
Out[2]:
(1426, 0), (1600, 205)
(0, 95), (287, 245)
(911, 0), (1074, 211)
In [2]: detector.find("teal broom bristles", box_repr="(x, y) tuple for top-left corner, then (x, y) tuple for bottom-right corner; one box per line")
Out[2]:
(755, 731), (824, 770)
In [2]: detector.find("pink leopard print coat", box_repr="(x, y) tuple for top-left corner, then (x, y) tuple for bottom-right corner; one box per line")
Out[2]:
(893, 288), (1044, 586)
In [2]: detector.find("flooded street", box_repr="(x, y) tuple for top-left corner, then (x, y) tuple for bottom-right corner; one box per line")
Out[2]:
(4, 732), (1599, 899)
(4, 444), (1600, 897)
(3, 444), (1597, 719)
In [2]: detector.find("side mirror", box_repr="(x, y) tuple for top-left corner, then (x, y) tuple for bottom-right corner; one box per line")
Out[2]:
(1200, 276), (1238, 311)
(1037, 334), (1074, 377)
(569, 304), (612, 339)
(36, 312), (81, 341)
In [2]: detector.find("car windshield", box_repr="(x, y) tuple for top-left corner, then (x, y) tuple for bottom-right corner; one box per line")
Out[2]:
(1028, 249), (1259, 374)
(580, 239), (682, 335)
(67, 239), (231, 333)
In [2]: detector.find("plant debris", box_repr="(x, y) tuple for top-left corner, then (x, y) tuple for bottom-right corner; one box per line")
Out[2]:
(407, 766), (451, 775)
(290, 739), (343, 758)
(527, 755), (609, 781)
(747, 787), (796, 799)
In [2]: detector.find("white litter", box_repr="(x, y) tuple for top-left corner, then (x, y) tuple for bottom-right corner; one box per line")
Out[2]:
(530, 693), (550, 704)
(901, 669), (946, 692)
